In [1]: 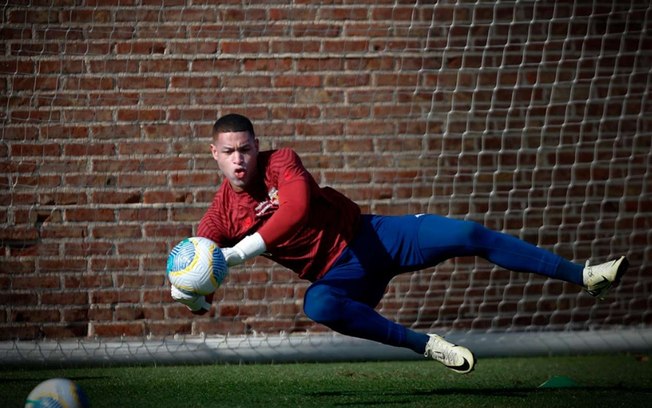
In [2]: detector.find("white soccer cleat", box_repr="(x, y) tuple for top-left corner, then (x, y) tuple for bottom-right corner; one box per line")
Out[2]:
(583, 256), (629, 299)
(424, 334), (476, 374)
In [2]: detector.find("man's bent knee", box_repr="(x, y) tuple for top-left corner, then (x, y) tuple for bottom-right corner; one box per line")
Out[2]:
(303, 284), (347, 325)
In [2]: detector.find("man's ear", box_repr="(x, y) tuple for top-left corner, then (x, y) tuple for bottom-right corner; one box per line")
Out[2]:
(210, 143), (219, 161)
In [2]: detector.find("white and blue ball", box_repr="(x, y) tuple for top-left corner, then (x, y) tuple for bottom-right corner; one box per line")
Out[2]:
(166, 237), (228, 295)
(25, 378), (89, 408)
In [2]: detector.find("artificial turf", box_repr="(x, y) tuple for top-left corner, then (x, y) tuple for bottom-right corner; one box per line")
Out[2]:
(4, 354), (651, 407)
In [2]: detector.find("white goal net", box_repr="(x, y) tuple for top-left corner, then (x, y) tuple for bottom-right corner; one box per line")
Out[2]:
(1, 0), (651, 366)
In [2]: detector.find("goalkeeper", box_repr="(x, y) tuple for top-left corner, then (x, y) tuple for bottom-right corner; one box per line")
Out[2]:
(172, 113), (629, 374)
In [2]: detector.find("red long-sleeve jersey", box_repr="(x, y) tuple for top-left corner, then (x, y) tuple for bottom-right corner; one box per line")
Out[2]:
(197, 148), (361, 281)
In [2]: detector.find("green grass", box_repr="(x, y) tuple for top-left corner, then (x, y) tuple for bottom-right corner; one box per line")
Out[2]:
(3, 354), (651, 407)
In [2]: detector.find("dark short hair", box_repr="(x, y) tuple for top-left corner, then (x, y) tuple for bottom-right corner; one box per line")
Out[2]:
(213, 113), (255, 138)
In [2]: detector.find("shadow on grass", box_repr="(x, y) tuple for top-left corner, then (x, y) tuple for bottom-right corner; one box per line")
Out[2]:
(306, 386), (652, 406)
(309, 385), (652, 397)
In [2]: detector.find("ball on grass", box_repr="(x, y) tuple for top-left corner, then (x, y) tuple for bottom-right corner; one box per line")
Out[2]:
(25, 378), (89, 408)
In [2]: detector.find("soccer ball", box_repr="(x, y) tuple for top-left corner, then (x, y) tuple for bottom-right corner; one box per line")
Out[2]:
(166, 236), (228, 295)
(25, 378), (89, 408)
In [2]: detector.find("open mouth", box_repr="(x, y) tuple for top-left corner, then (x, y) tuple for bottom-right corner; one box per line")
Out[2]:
(234, 168), (246, 179)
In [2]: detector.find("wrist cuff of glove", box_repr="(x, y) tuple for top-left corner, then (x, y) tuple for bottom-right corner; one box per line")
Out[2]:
(234, 232), (266, 260)
(183, 295), (210, 312)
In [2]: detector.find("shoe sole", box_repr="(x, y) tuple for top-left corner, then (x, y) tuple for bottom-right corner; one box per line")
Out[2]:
(595, 256), (629, 299)
(446, 348), (476, 374)
(613, 256), (629, 286)
(463, 351), (477, 374)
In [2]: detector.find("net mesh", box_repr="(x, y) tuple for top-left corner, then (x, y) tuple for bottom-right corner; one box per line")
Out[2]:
(1, 0), (650, 364)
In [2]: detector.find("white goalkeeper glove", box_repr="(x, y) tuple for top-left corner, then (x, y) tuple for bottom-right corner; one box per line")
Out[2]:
(170, 285), (210, 313)
(221, 232), (266, 267)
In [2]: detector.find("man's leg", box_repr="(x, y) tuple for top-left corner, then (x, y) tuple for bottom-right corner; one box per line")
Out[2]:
(411, 214), (627, 295)
(303, 278), (475, 374)
(303, 281), (424, 352)
(373, 213), (583, 284)
(304, 215), (475, 373)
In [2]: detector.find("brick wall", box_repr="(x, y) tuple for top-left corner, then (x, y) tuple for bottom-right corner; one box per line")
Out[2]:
(1, 1), (650, 340)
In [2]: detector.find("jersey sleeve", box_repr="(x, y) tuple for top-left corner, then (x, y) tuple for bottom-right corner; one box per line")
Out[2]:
(197, 211), (223, 245)
(256, 149), (311, 249)
(196, 195), (232, 248)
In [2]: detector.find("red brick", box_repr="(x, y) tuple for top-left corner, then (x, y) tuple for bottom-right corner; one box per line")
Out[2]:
(270, 40), (321, 54)
(92, 191), (142, 205)
(147, 322), (192, 336)
(65, 208), (115, 222)
(2, 126), (38, 140)
(118, 208), (169, 222)
(0, 325), (37, 340)
(89, 257), (140, 273)
(323, 39), (369, 53)
(164, 7), (221, 22)
(142, 124), (193, 139)
(0, 293), (39, 306)
(167, 108), (220, 121)
(91, 289), (141, 304)
(92, 225), (142, 239)
(38, 259), (87, 273)
(270, 106), (320, 119)
(61, 307), (89, 322)
(116, 274), (164, 289)
(274, 75), (321, 88)
(90, 125), (140, 139)
(64, 241), (114, 257)
(11, 275), (60, 290)
(221, 40), (269, 54)
(190, 58), (240, 72)
(143, 190), (192, 204)
(192, 320), (246, 336)
(64, 274), (113, 289)
(10, 309), (60, 323)
(0, 259), (36, 274)
(64, 76), (114, 91)
(116, 76), (167, 89)
(144, 224), (192, 238)
(11, 76), (59, 92)
(117, 108), (166, 122)
(170, 172), (219, 187)
(170, 207), (204, 223)
(0, 227), (39, 242)
(117, 241), (167, 256)
(36, 59), (85, 74)
(41, 291), (88, 305)
(142, 288), (169, 304)
(64, 143), (115, 156)
(91, 158), (141, 173)
(318, 7), (368, 20)
(243, 58), (293, 72)
(10, 143), (61, 156)
(91, 322), (145, 337)
(115, 305), (147, 321)
(115, 41), (166, 54)
(39, 192), (87, 206)
(168, 77), (220, 92)
(61, 109), (113, 122)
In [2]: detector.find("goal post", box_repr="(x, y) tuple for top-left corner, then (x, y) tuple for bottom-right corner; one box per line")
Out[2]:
(1, 0), (650, 366)
(3, 329), (652, 368)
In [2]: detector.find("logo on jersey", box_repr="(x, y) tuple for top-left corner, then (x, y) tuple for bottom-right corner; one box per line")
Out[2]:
(255, 187), (279, 218)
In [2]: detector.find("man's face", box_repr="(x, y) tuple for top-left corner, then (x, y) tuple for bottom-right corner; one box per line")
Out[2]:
(211, 131), (259, 192)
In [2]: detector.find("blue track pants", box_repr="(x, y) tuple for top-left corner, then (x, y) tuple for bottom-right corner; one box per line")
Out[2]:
(303, 214), (583, 354)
